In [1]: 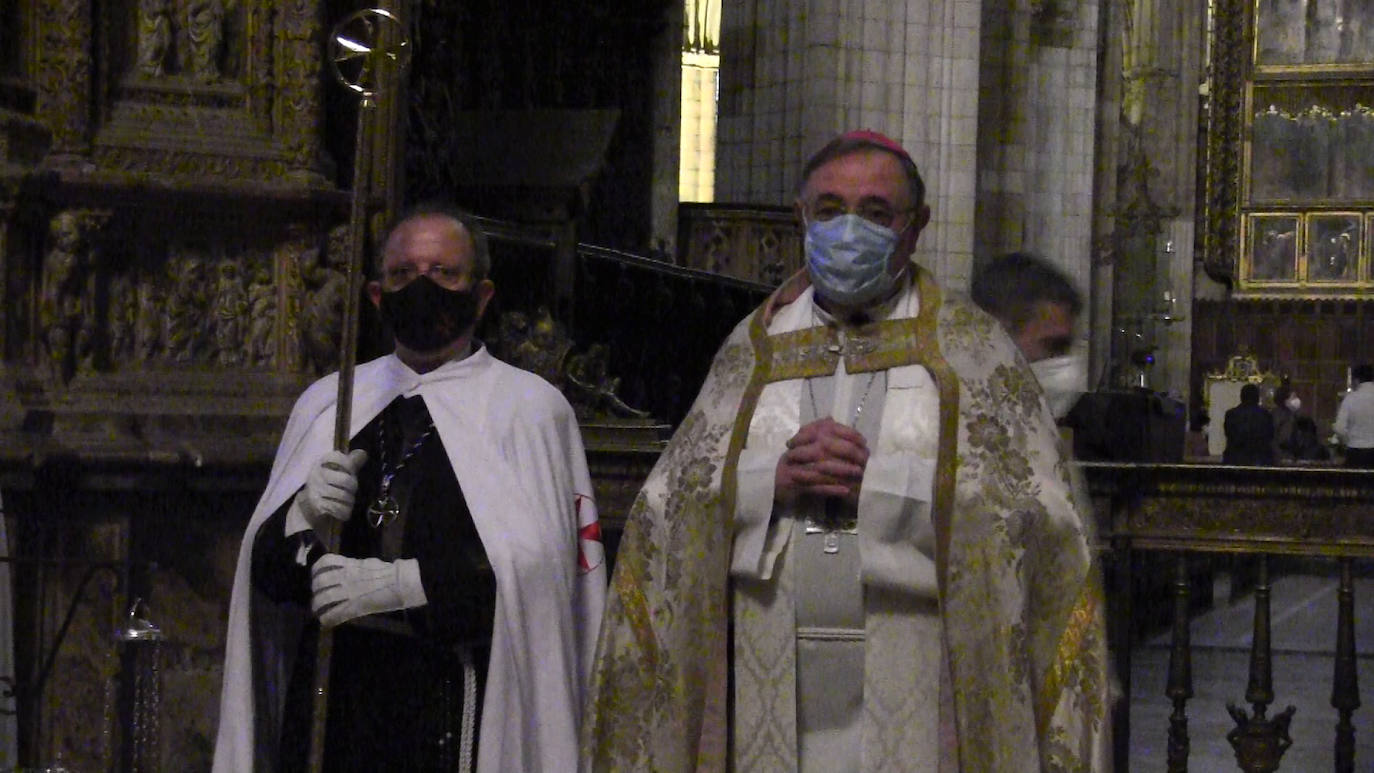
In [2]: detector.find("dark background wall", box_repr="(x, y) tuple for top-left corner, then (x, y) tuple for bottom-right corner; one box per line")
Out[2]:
(395, 0), (675, 253)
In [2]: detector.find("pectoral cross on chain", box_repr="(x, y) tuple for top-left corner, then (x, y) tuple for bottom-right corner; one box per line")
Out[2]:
(805, 500), (859, 554)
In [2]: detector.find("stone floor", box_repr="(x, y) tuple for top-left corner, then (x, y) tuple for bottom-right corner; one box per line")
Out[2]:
(1126, 561), (1374, 771)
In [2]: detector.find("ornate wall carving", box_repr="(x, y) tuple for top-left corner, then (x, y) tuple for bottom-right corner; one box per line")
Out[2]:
(2, 0), (362, 454)
(0, 2), (375, 767)
(90, 0), (330, 184)
(32, 0), (91, 155)
(10, 205), (353, 388)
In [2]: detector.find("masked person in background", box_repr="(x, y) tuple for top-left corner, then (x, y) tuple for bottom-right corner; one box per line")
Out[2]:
(582, 130), (1110, 771)
(971, 251), (1087, 418)
(215, 206), (605, 773)
(1271, 384), (1299, 459)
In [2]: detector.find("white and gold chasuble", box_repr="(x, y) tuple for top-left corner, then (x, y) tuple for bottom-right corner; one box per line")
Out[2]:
(581, 264), (1112, 772)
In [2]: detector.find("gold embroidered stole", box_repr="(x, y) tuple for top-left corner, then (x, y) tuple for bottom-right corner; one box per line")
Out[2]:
(726, 268), (962, 772)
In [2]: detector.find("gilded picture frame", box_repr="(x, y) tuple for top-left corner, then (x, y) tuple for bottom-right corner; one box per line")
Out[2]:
(1209, 0), (1374, 296)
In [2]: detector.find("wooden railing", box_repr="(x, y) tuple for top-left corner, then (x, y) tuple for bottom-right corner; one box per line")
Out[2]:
(1083, 462), (1374, 772)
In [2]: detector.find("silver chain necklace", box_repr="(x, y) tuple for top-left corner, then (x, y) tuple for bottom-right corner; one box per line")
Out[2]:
(368, 415), (437, 528)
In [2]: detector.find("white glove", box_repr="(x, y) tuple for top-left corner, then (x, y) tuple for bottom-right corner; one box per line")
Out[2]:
(310, 553), (428, 628)
(285, 449), (369, 537)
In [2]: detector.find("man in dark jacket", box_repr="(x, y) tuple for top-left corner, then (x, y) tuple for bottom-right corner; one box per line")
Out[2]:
(1223, 383), (1275, 465)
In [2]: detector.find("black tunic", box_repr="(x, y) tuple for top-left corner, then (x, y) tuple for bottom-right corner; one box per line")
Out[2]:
(251, 394), (497, 771)
(1223, 402), (1276, 465)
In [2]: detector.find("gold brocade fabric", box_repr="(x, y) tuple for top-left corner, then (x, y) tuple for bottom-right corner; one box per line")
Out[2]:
(579, 265), (1111, 772)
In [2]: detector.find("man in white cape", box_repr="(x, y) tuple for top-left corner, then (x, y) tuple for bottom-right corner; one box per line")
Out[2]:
(215, 207), (605, 772)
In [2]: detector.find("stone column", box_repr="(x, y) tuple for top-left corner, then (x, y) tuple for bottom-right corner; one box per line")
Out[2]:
(650, 0), (686, 258)
(717, 0), (983, 284)
(1113, 0), (1206, 398)
(974, 0), (1101, 316)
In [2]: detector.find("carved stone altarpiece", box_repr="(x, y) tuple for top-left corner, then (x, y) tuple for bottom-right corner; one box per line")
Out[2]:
(1, 0), (383, 465)
(0, 1), (404, 768)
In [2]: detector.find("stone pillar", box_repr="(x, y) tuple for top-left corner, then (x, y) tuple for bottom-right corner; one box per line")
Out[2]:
(651, 1), (686, 258)
(974, 0), (1101, 310)
(1112, 0), (1206, 398)
(716, 0), (982, 284)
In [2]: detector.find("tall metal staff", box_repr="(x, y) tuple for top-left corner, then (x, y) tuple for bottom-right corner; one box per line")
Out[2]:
(311, 10), (411, 771)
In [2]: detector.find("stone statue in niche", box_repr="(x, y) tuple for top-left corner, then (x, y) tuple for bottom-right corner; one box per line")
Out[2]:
(164, 252), (212, 362)
(186, 0), (232, 82)
(136, 0), (172, 78)
(492, 308), (530, 361)
(244, 264), (277, 368)
(565, 343), (650, 420)
(493, 307), (650, 420)
(509, 307), (572, 388)
(135, 281), (163, 361)
(299, 225), (349, 375)
(212, 260), (248, 366)
(38, 212), (97, 382)
(109, 274), (138, 361)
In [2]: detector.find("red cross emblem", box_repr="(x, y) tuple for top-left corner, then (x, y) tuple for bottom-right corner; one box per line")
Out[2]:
(576, 495), (604, 573)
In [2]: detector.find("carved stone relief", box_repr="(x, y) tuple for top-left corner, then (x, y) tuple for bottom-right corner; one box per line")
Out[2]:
(2, 2), (379, 768)
(136, 0), (174, 78)
(87, 0), (328, 183)
(1203, 0), (1257, 283)
(14, 208), (338, 385)
(38, 210), (109, 382)
(492, 306), (651, 421)
(298, 224), (350, 375)
(133, 0), (241, 83)
(35, 0), (94, 155)
(678, 205), (801, 285)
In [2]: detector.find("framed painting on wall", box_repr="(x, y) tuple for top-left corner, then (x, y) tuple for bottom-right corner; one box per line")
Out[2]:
(1307, 213), (1361, 281)
(1207, 0), (1374, 296)
(1245, 213), (1300, 281)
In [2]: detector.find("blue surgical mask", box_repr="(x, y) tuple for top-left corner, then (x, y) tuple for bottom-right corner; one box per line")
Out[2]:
(804, 214), (902, 308)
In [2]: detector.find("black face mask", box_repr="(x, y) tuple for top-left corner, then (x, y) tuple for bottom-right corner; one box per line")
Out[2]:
(378, 275), (482, 352)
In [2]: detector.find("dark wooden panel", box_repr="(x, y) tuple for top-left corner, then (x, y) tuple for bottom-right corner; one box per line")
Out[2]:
(1192, 298), (1374, 432)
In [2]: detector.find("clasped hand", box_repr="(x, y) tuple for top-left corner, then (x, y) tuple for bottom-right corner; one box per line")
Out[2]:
(774, 417), (868, 506)
(292, 449), (369, 533)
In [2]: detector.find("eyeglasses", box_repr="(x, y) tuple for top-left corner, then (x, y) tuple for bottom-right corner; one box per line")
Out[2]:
(381, 263), (470, 290)
(805, 200), (912, 230)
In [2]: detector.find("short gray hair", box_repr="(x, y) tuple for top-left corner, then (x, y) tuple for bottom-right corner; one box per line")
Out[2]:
(374, 203), (491, 280)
